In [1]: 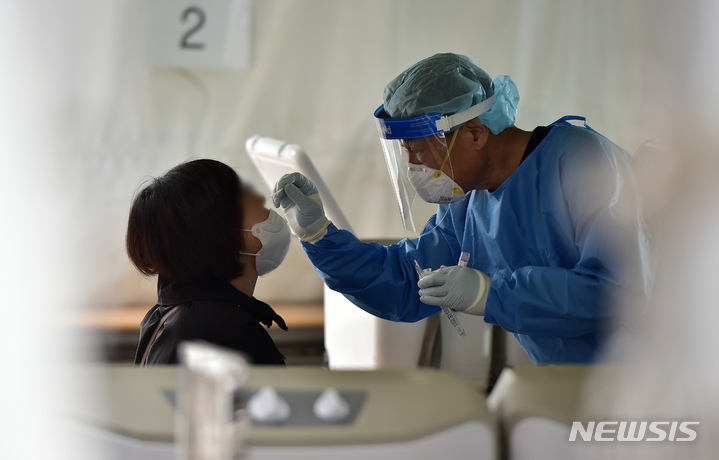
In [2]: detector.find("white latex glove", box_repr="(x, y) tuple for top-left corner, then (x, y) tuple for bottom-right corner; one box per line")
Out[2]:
(417, 265), (491, 316)
(272, 172), (330, 242)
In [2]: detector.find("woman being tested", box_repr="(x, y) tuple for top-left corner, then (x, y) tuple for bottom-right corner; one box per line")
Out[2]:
(127, 159), (289, 365)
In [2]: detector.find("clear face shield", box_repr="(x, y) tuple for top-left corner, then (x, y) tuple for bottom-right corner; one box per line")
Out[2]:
(374, 94), (497, 231)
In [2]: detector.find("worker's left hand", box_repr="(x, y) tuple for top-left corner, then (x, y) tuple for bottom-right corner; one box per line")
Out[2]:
(417, 265), (491, 316)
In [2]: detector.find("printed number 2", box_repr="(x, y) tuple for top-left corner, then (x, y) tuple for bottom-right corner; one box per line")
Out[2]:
(180, 6), (206, 50)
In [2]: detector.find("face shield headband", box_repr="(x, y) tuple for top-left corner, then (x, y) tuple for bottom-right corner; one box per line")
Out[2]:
(374, 90), (497, 142)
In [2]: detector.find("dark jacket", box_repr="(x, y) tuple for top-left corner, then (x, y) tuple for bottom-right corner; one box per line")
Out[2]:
(135, 276), (287, 365)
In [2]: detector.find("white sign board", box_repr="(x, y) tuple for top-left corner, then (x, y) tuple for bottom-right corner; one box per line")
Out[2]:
(145, 0), (251, 70)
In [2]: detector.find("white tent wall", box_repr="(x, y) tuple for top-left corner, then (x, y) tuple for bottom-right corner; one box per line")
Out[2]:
(52, 0), (655, 308)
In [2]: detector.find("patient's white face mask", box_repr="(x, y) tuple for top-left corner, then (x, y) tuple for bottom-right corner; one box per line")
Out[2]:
(239, 210), (291, 277)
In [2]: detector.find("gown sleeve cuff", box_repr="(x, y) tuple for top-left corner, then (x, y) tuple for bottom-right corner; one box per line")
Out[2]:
(301, 219), (331, 244)
(463, 270), (491, 316)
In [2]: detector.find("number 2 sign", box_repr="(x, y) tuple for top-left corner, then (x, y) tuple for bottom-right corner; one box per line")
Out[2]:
(180, 7), (206, 50)
(145, 0), (251, 70)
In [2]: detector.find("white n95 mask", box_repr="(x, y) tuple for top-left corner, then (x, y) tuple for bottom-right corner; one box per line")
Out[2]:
(407, 165), (466, 204)
(239, 209), (291, 277)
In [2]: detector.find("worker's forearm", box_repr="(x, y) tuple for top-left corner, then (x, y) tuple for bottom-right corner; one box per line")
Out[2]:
(301, 224), (440, 322)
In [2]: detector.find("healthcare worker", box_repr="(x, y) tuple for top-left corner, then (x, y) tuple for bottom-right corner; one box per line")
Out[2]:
(273, 53), (654, 364)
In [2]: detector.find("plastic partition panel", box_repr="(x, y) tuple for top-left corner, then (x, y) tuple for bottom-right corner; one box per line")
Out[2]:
(245, 135), (354, 232)
(324, 285), (428, 369)
(438, 312), (493, 392)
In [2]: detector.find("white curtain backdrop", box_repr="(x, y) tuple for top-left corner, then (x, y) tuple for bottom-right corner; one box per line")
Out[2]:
(46, 0), (658, 308)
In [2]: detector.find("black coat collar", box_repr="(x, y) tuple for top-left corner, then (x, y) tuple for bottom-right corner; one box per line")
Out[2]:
(157, 276), (288, 331)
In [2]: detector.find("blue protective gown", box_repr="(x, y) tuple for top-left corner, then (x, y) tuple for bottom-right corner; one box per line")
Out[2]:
(303, 121), (654, 364)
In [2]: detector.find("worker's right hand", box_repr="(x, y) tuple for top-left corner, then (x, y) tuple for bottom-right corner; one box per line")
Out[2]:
(273, 173), (330, 242)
